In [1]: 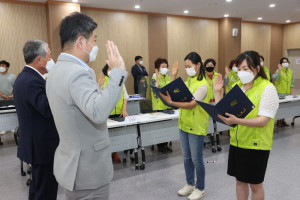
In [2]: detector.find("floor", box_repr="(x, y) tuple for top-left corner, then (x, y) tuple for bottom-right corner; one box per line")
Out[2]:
(0, 118), (300, 200)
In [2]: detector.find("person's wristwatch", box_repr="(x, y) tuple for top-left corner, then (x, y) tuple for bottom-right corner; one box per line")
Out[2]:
(169, 100), (173, 105)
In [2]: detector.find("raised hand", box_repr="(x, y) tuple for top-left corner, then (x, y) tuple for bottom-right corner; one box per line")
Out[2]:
(214, 73), (223, 92)
(98, 72), (105, 87)
(171, 61), (179, 77)
(277, 63), (282, 71)
(225, 66), (230, 75)
(155, 68), (161, 80)
(106, 40), (126, 70)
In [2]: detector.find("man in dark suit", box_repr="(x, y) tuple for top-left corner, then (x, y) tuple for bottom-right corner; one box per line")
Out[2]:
(13, 40), (59, 200)
(131, 55), (148, 96)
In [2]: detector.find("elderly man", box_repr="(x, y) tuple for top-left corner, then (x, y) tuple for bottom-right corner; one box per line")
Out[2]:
(0, 60), (16, 100)
(13, 40), (59, 200)
(46, 12), (128, 200)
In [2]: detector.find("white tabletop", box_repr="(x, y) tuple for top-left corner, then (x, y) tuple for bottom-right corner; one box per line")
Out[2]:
(107, 111), (179, 128)
(279, 95), (300, 103)
(0, 109), (16, 114)
(127, 97), (145, 101)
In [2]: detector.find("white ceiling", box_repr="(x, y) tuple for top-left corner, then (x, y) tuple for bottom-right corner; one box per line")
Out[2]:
(19, 0), (300, 24)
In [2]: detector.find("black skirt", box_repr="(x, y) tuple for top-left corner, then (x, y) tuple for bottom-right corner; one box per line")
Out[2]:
(227, 145), (270, 184)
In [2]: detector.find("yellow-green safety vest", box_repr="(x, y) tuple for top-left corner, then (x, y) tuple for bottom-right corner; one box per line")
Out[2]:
(225, 70), (239, 94)
(262, 66), (270, 81)
(179, 76), (210, 136)
(151, 75), (171, 111)
(205, 71), (219, 101)
(274, 67), (293, 94)
(103, 76), (124, 115)
(230, 77), (275, 150)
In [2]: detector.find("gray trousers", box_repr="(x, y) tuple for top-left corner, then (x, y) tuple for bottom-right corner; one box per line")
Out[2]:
(64, 184), (109, 200)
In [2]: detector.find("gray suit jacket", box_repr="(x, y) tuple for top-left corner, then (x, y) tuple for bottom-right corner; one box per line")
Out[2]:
(46, 53), (128, 191)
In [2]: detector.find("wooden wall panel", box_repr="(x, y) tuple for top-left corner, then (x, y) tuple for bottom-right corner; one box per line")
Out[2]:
(218, 18), (241, 75)
(270, 24), (284, 74)
(241, 23), (271, 70)
(46, 2), (80, 61)
(283, 23), (300, 54)
(148, 15), (168, 77)
(167, 17), (218, 81)
(82, 9), (149, 95)
(0, 2), (48, 76)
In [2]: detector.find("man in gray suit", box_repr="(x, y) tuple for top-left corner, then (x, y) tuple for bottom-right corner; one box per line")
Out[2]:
(46, 12), (128, 200)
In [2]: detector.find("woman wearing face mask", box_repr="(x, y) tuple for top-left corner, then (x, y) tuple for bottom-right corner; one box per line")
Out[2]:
(160, 52), (209, 200)
(204, 58), (221, 102)
(214, 51), (279, 200)
(224, 59), (239, 94)
(272, 57), (294, 127)
(151, 58), (178, 152)
(259, 55), (271, 81)
(99, 64), (129, 163)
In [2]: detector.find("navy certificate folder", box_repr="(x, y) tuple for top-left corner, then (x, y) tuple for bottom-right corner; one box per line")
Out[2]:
(151, 77), (194, 109)
(196, 84), (255, 127)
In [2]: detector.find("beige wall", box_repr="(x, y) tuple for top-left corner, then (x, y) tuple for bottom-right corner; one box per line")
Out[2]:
(2, 1), (300, 93)
(218, 18), (241, 75)
(167, 17), (219, 81)
(270, 24), (284, 73)
(283, 23), (300, 54)
(46, 2), (80, 61)
(0, 2), (48, 76)
(241, 22), (272, 69)
(82, 9), (149, 95)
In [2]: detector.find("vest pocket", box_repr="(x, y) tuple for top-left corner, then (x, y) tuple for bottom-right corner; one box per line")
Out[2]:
(94, 138), (110, 152)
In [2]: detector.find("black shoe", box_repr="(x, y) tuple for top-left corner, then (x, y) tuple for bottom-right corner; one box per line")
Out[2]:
(130, 154), (135, 162)
(163, 145), (172, 152)
(157, 146), (167, 153)
(282, 120), (290, 127)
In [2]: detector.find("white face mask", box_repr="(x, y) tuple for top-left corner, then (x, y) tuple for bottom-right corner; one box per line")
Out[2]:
(237, 71), (255, 84)
(0, 66), (6, 73)
(139, 60), (143, 65)
(232, 66), (238, 73)
(186, 67), (197, 77)
(260, 62), (264, 66)
(83, 40), (99, 63)
(107, 70), (111, 76)
(46, 59), (55, 72)
(282, 63), (289, 68)
(160, 68), (168, 75)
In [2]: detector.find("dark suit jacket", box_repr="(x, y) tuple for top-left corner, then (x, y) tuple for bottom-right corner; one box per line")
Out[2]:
(131, 64), (148, 93)
(13, 67), (59, 165)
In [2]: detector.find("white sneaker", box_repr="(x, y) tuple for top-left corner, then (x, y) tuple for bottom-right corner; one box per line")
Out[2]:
(188, 188), (205, 200)
(178, 184), (195, 196)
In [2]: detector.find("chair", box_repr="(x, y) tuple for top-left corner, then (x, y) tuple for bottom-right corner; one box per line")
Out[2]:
(291, 116), (300, 126)
(14, 126), (32, 186)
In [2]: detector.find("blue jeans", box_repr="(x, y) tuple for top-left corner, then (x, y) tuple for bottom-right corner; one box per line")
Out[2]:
(179, 129), (205, 190)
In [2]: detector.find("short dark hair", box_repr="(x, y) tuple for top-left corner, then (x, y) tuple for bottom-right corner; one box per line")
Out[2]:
(204, 58), (216, 67)
(59, 12), (98, 49)
(184, 52), (205, 81)
(23, 40), (48, 64)
(0, 60), (10, 67)
(154, 58), (168, 69)
(228, 59), (236, 69)
(102, 64), (109, 77)
(135, 56), (142, 61)
(259, 55), (264, 61)
(280, 57), (289, 64)
(235, 51), (267, 80)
